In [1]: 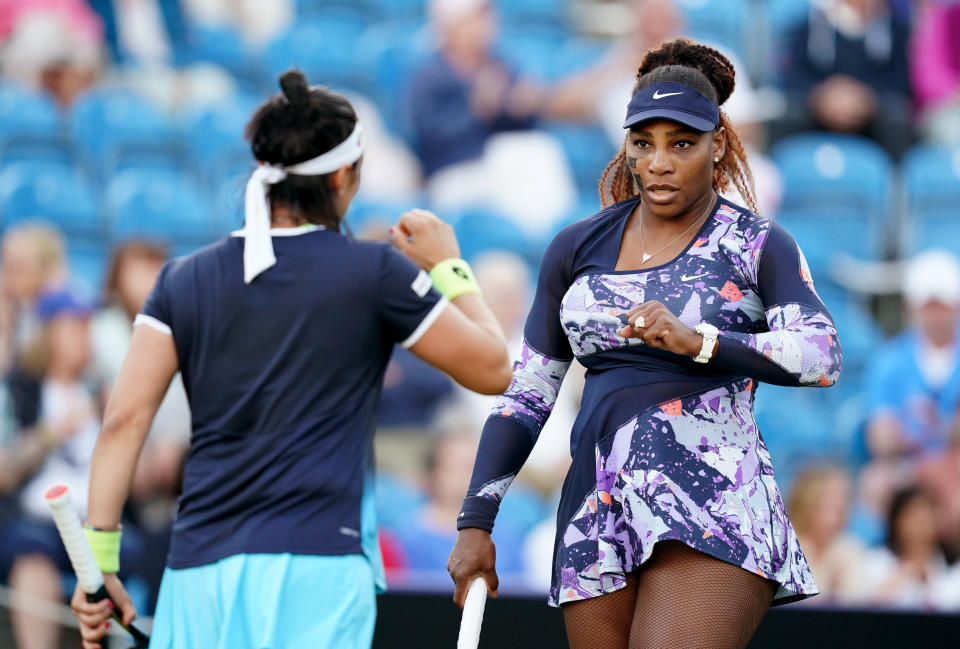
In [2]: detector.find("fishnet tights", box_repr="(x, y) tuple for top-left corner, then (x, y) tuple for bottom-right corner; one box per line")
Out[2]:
(562, 541), (777, 649)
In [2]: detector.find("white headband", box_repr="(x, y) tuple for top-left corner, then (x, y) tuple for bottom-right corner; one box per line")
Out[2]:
(242, 122), (364, 284)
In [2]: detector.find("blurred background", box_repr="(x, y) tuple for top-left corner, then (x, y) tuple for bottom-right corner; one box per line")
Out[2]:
(1, 0), (959, 646)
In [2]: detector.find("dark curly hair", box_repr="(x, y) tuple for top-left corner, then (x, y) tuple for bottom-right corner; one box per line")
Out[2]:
(599, 38), (758, 213)
(245, 69), (359, 229)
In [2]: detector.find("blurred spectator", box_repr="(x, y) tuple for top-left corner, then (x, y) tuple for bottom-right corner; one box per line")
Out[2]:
(915, 414), (960, 563)
(866, 250), (960, 459)
(780, 0), (914, 158)
(409, 0), (540, 180)
(549, 0), (683, 137)
(347, 93), (423, 202)
(0, 224), (69, 368)
(90, 241), (190, 529)
(181, 0), (292, 47)
(387, 432), (526, 578)
(1, 290), (102, 649)
(0, 0), (103, 107)
(408, 0), (577, 230)
(911, 0), (960, 143)
(854, 486), (956, 609)
(86, 0), (187, 68)
(787, 464), (865, 603)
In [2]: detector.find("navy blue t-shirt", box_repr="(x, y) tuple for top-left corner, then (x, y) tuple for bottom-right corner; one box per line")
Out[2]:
(138, 226), (445, 569)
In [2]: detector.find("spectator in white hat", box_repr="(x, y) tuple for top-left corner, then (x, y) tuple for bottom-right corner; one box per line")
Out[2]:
(853, 249), (960, 547)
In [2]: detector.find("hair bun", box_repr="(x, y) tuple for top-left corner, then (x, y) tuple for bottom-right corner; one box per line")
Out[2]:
(279, 69), (310, 107)
(637, 38), (736, 106)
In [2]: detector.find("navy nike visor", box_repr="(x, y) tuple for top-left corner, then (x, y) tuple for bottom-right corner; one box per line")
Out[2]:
(623, 81), (720, 132)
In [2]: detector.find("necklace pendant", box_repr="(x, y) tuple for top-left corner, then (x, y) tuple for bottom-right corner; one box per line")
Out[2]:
(641, 253), (653, 263)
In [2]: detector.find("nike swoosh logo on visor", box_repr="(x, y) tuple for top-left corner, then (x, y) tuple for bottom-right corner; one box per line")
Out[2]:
(653, 91), (683, 99)
(681, 273), (710, 281)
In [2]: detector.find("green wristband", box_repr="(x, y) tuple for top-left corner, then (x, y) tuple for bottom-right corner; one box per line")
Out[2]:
(429, 259), (482, 301)
(84, 526), (122, 574)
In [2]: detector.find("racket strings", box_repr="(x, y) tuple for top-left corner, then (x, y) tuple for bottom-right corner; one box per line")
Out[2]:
(562, 540), (777, 649)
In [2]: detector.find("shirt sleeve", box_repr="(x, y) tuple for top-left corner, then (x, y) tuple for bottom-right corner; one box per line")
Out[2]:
(135, 261), (174, 336)
(458, 231), (575, 532)
(378, 245), (447, 349)
(710, 222), (843, 387)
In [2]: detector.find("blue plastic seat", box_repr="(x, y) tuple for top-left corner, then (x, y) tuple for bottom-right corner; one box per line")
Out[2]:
(369, 0), (425, 22)
(453, 208), (532, 262)
(677, 0), (748, 59)
(771, 133), (894, 217)
(267, 13), (370, 90)
(546, 123), (618, 196)
(69, 89), (180, 175)
(497, 28), (568, 82)
(777, 207), (879, 272)
(901, 144), (960, 256)
(0, 161), (101, 236)
(184, 97), (258, 178)
(0, 83), (60, 141)
(106, 168), (213, 243)
(355, 23), (433, 138)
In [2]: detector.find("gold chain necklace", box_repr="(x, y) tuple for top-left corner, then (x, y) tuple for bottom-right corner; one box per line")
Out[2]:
(638, 198), (715, 265)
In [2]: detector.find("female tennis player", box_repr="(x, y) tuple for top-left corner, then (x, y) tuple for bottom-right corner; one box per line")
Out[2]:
(448, 39), (843, 649)
(69, 70), (512, 649)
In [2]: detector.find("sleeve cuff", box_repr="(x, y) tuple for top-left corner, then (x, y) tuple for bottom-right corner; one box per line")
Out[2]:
(134, 313), (172, 336)
(400, 296), (449, 349)
(456, 495), (500, 532)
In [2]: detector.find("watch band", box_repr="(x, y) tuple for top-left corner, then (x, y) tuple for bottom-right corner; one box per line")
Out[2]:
(693, 323), (718, 364)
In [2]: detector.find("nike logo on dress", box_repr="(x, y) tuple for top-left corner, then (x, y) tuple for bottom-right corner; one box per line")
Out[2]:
(681, 272), (710, 281)
(653, 91), (683, 99)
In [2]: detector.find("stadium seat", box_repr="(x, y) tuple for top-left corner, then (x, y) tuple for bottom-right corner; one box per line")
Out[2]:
(183, 96), (258, 180)
(369, 0), (425, 23)
(69, 89), (181, 176)
(67, 243), (110, 295)
(0, 83), (60, 141)
(355, 23), (433, 139)
(497, 28), (569, 82)
(777, 207), (880, 272)
(901, 144), (960, 256)
(0, 83), (65, 165)
(187, 27), (262, 87)
(0, 161), (101, 236)
(453, 208), (533, 262)
(267, 12), (371, 91)
(771, 133), (894, 217)
(676, 0), (748, 60)
(546, 123), (619, 196)
(106, 168), (214, 244)
(498, 0), (568, 32)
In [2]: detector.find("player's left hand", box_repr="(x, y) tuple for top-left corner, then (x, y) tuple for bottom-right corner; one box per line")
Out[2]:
(70, 574), (137, 649)
(618, 300), (702, 358)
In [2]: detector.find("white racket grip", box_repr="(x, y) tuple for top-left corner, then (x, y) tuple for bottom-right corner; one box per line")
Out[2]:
(45, 485), (104, 594)
(457, 577), (488, 649)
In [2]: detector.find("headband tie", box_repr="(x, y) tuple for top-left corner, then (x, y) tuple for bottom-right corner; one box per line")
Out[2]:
(242, 122), (364, 284)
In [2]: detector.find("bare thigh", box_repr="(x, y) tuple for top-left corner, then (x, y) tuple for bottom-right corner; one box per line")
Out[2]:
(629, 540), (777, 649)
(562, 573), (639, 649)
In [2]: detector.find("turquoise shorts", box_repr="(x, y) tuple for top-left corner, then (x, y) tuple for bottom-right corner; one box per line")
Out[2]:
(148, 553), (376, 649)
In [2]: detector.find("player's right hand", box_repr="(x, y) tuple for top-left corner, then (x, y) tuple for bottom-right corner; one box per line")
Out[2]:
(70, 574), (137, 649)
(447, 528), (499, 608)
(390, 209), (462, 271)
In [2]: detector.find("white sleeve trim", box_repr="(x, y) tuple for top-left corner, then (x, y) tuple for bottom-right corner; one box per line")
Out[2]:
(134, 314), (172, 336)
(400, 297), (449, 349)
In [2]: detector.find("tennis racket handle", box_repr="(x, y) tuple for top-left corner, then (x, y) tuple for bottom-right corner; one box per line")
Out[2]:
(86, 585), (151, 647)
(44, 485), (103, 593)
(457, 577), (488, 649)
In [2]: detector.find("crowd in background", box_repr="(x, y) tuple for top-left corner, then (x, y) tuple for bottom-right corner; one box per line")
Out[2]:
(1, 0), (960, 646)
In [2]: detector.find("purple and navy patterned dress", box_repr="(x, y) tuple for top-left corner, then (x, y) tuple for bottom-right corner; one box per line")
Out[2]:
(457, 196), (842, 607)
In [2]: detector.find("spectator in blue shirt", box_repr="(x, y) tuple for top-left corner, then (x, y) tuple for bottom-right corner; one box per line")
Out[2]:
(407, 0), (541, 180)
(866, 250), (960, 459)
(778, 0), (914, 158)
